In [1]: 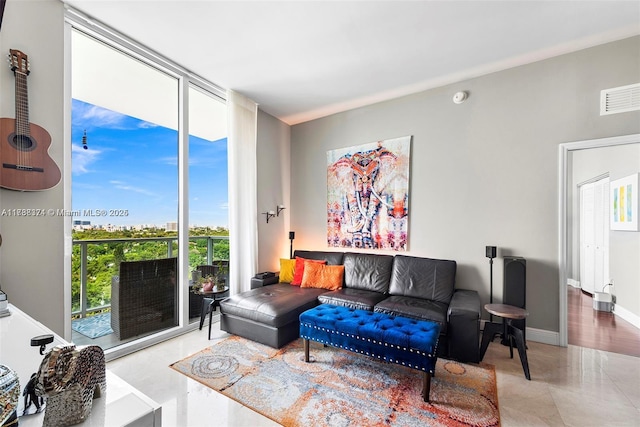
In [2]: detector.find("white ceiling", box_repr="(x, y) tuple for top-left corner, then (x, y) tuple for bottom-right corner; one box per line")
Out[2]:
(63, 1), (640, 125)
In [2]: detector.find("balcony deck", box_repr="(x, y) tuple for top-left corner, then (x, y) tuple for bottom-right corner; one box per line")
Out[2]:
(72, 235), (228, 350)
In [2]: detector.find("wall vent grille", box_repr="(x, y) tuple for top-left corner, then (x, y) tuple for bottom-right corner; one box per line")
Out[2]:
(600, 83), (640, 115)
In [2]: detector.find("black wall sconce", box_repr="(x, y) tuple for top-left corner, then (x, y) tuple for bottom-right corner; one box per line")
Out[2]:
(263, 205), (286, 223)
(263, 210), (276, 223)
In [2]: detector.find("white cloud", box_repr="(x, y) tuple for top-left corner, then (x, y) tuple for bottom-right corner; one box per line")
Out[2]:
(73, 100), (159, 130)
(158, 156), (178, 166)
(138, 121), (159, 129)
(73, 102), (127, 129)
(72, 144), (102, 174)
(109, 180), (156, 196)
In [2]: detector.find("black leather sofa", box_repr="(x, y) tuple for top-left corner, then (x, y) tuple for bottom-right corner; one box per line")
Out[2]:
(220, 250), (481, 363)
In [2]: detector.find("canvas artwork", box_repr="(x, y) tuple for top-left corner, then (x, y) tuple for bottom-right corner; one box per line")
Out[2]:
(327, 136), (411, 250)
(610, 173), (639, 231)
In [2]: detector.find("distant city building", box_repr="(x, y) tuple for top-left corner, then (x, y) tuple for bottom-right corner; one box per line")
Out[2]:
(72, 220), (92, 231)
(71, 222), (225, 233)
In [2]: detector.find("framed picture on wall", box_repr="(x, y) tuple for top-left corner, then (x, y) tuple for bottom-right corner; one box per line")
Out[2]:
(610, 173), (639, 231)
(327, 136), (411, 251)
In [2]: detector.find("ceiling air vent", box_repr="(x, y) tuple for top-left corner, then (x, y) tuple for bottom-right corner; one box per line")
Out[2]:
(600, 83), (640, 116)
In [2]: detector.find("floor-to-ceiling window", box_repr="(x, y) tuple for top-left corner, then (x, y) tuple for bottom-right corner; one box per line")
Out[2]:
(187, 84), (228, 323)
(67, 17), (227, 354)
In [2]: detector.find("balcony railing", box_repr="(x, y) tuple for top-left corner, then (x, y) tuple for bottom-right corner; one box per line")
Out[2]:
(72, 235), (229, 318)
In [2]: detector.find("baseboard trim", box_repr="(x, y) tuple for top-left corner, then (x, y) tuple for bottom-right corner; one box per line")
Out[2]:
(613, 304), (640, 330)
(526, 327), (560, 346)
(481, 320), (560, 346)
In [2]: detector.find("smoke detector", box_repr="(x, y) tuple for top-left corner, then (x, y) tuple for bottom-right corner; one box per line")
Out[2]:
(453, 91), (468, 104)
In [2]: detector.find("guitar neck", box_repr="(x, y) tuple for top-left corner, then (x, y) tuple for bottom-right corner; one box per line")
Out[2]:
(14, 70), (30, 138)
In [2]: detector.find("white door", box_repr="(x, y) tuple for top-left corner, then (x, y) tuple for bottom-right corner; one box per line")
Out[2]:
(593, 178), (610, 293)
(580, 182), (596, 294)
(579, 177), (610, 295)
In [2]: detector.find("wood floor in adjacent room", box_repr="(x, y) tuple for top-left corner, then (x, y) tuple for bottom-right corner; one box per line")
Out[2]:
(568, 286), (640, 358)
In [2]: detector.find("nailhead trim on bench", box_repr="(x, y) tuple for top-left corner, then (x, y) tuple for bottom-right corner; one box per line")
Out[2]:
(300, 323), (436, 371)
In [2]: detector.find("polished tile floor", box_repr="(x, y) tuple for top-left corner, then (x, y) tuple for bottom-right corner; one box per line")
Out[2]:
(107, 316), (640, 427)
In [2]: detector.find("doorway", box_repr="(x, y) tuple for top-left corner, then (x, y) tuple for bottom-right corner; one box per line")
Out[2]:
(559, 134), (640, 354)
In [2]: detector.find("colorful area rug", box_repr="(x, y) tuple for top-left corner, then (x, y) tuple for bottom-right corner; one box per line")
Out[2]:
(71, 313), (113, 339)
(171, 336), (500, 426)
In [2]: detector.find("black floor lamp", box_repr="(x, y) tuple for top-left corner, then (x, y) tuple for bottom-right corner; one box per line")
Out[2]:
(289, 231), (295, 259)
(486, 246), (497, 322)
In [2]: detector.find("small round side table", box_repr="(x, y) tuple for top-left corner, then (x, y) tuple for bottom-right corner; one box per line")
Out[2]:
(194, 285), (229, 339)
(479, 303), (531, 380)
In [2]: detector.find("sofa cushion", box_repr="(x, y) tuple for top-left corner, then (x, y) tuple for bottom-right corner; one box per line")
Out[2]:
(279, 258), (296, 283)
(318, 288), (389, 311)
(343, 252), (393, 293)
(301, 262), (344, 290)
(219, 284), (327, 327)
(291, 257), (326, 286)
(374, 295), (449, 334)
(389, 255), (456, 305)
(293, 250), (344, 265)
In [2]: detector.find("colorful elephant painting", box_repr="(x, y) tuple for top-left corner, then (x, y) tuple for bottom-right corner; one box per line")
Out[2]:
(327, 136), (411, 250)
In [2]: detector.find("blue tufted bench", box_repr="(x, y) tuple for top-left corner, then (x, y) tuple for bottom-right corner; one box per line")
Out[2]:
(299, 304), (441, 402)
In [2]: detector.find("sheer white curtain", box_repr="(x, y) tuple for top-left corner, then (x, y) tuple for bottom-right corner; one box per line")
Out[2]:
(227, 90), (258, 294)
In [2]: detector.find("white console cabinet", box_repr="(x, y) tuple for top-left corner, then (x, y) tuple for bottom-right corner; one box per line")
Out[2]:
(0, 304), (162, 426)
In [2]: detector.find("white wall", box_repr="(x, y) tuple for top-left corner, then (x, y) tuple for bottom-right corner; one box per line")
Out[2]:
(288, 36), (640, 335)
(0, 0), (66, 335)
(256, 109), (291, 272)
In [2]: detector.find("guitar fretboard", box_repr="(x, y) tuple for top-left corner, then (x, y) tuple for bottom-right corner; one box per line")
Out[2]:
(15, 70), (30, 138)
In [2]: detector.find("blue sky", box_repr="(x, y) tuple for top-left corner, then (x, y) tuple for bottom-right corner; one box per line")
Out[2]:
(72, 99), (228, 228)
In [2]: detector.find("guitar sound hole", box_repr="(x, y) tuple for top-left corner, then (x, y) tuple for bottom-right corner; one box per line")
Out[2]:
(9, 133), (36, 151)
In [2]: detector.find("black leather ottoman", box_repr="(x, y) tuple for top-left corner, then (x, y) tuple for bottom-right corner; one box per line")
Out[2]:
(220, 284), (328, 348)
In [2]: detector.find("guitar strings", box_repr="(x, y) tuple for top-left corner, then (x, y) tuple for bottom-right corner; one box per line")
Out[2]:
(15, 68), (30, 168)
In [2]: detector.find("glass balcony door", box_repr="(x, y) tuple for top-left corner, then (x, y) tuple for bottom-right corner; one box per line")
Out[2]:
(71, 28), (180, 350)
(68, 13), (229, 354)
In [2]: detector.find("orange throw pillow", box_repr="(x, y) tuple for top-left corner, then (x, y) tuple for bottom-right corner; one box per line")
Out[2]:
(291, 257), (326, 286)
(301, 261), (344, 290)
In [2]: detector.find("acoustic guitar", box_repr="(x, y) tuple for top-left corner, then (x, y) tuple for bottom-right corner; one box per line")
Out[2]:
(0, 49), (61, 191)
